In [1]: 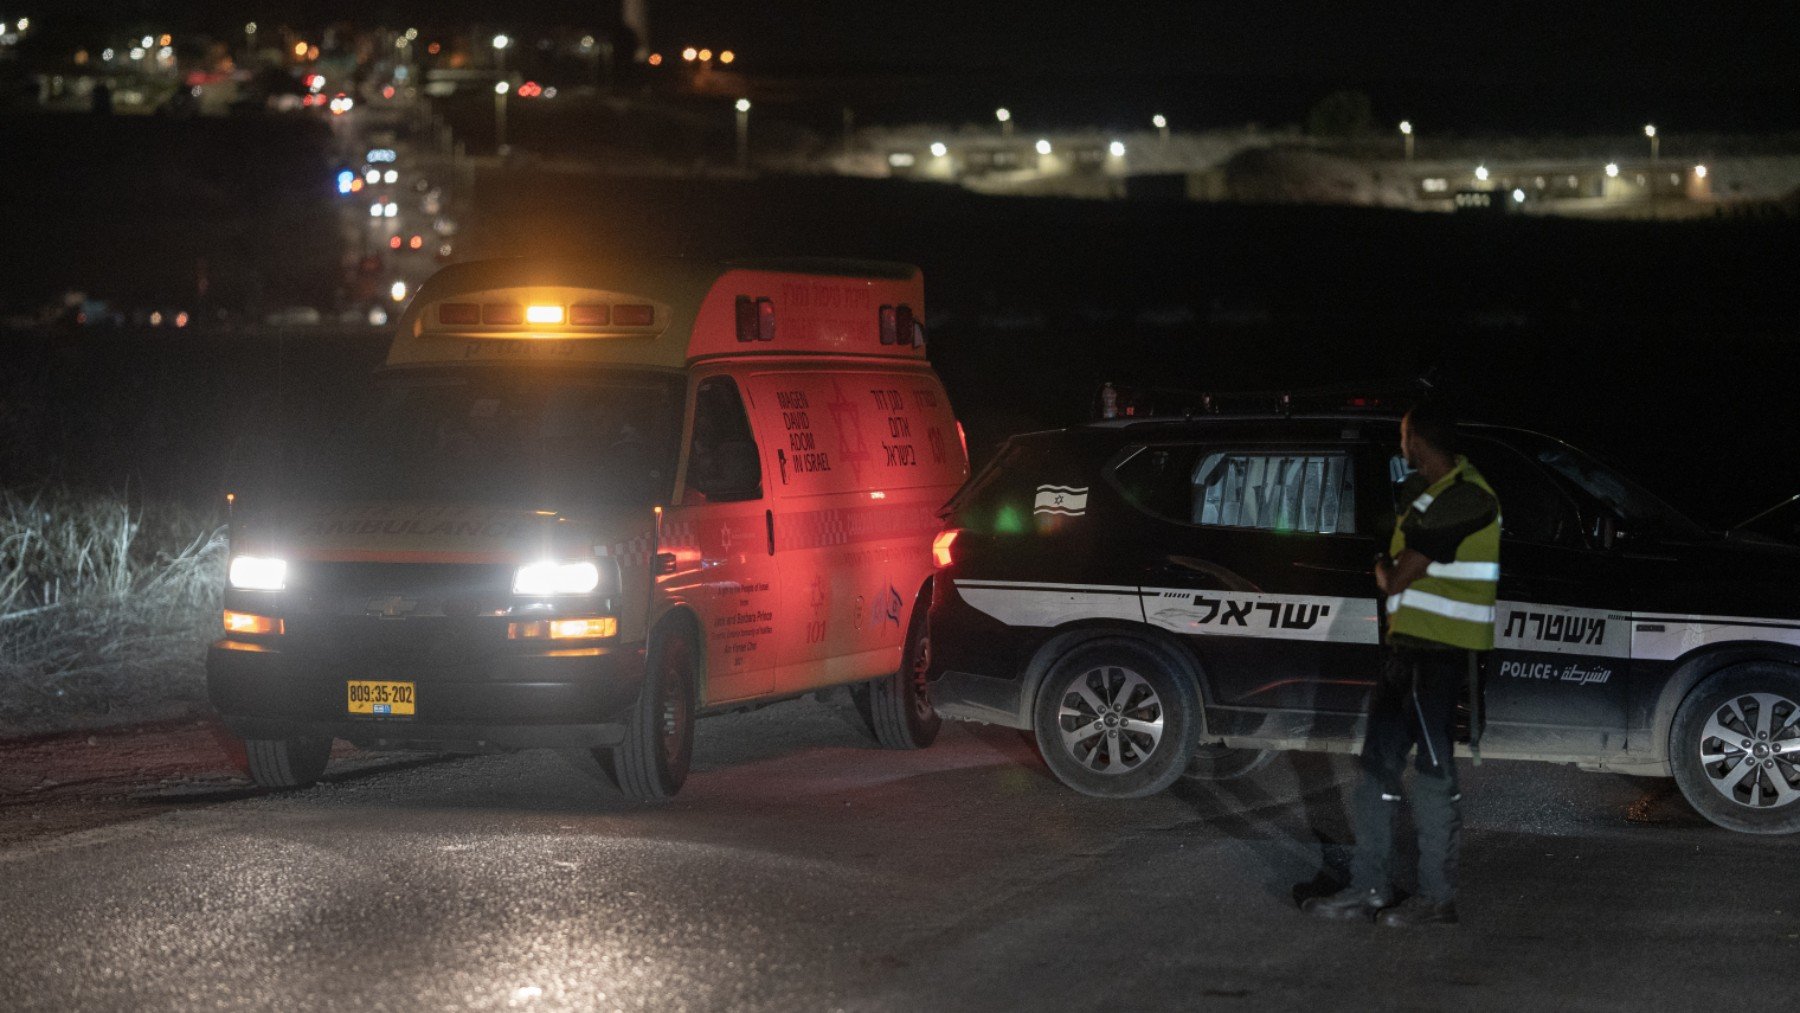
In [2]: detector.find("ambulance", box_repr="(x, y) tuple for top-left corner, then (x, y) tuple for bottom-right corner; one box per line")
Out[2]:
(207, 258), (969, 799)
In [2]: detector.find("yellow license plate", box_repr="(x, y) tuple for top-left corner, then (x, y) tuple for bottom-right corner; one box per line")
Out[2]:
(347, 680), (415, 716)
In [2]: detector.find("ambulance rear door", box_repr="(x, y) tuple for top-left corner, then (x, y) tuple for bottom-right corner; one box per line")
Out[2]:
(743, 365), (965, 694)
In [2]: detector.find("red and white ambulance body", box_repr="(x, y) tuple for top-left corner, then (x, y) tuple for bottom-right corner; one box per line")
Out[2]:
(208, 258), (968, 798)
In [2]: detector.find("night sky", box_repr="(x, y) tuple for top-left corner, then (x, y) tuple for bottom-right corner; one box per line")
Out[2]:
(33, 1), (1800, 132)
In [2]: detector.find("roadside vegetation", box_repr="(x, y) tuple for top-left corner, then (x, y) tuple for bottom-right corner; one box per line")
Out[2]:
(0, 487), (224, 736)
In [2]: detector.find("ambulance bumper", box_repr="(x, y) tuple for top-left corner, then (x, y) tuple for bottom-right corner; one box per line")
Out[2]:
(206, 639), (647, 750)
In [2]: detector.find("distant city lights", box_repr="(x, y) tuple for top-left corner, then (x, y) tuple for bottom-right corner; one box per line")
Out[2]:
(720, 50), (735, 64)
(337, 170), (355, 194)
(1109, 140), (1126, 157)
(995, 107), (1011, 123)
(492, 34), (510, 50)
(648, 53), (663, 65)
(1152, 114), (1167, 129)
(735, 98), (751, 113)
(390, 280), (408, 302)
(930, 142), (948, 158)
(1694, 164), (1708, 179)
(1035, 138), (1052, 155)
(1475, 164), (1490, 181)
(1605, 162), (1620, 178)
(1399, 120), (1412, 135)
(682, 46), (697, 61)
(1512, 188), (1526, 203)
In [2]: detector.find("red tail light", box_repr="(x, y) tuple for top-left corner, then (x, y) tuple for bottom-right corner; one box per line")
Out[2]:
(570, 303), (611, 326)
(613, 304), (655, 327)
(438, 303), (480, 325)
(931, 529), (961, 569)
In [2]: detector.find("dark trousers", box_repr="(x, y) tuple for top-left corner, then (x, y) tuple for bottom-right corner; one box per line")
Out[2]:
(1349, 645), (1468, 902)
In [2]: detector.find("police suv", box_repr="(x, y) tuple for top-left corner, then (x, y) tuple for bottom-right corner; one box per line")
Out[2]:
(926, 401), (1800, 834)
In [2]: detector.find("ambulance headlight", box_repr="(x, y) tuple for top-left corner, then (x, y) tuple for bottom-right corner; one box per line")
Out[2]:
(228, 555), (288, 591)
(513, 561), (601, 596)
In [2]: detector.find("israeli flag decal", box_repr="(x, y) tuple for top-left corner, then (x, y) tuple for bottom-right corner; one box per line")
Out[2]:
(1034, 485), (1090, 517)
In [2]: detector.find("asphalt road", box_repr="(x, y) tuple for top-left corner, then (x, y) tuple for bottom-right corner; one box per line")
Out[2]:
(1, 698), (1792, 1012)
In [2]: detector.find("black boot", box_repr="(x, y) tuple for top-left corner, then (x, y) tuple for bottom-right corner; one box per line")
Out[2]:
(1300, 886), (1392, 921)
(1377, 895), (1459, 928)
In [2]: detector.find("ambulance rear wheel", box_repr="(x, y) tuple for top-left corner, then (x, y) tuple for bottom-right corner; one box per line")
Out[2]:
(1033, 637), (1201, 799)
(244, 736), (331, 789)
(866, 599), (941, 749)
(1670, 663), (1800, 834)
(611, 623), (698, 801)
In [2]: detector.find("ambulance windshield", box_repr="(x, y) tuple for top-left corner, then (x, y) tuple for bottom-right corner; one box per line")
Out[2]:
(323, 369), (684, 507)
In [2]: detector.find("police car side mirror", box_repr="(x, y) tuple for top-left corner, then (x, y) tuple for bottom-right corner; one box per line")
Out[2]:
(1590, 513), (1619, 550)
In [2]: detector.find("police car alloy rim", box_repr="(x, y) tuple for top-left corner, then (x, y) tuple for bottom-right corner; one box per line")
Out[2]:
(1699, 692), (1800, 809)
(659, 637), (695, 768)
(1056, 666), (1165, 774)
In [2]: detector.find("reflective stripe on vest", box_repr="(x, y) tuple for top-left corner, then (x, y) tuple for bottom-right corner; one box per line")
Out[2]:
(1424, 560), (1500, 581)
(1387, 456), (1501, 651)
(1391, 589), (1495, 623)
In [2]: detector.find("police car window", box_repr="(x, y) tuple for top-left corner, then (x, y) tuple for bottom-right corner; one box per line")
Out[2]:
(1456, 438), (1579, 546)
(1111, 445), (1355, 534)
(1534, 443), (1703, 539)
(322, 370), (683, 507)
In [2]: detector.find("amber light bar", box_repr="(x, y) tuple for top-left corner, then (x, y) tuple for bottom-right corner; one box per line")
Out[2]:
(223, 610), (284, 635)
(508, 617), (619, 640)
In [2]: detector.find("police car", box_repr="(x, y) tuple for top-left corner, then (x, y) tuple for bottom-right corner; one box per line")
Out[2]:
(925, 398), (1800, 834)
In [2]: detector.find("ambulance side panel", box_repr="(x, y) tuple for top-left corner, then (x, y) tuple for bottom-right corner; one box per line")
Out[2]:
(742, 364), (968, 694)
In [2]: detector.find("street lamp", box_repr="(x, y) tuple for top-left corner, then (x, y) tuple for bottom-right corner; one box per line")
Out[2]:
(995, 107), (1012, 137)
(1399, 120), (1414, 161)
(1644, 123), (1659, 162)
(494, 80), (510, 153)
(492, 33), (510, 73)
(735, 98), (751, 170)
(1153, 113), (1169, 144)
(1474, 164), (1489, 183)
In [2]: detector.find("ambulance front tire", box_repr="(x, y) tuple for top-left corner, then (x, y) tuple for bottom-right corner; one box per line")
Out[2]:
(865, 598), (941, 749)
(1670, 662), (1800, 835)
(244, 736), (332, 789)
(607, 620), (699, 802)
(1033, 637), (1202, 799)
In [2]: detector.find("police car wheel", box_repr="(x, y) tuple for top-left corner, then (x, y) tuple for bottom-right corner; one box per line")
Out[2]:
(244, 736), (331, 789)
(1032, 638), (1201, 799)
(1181, 744), (1278, 782)
(611, 623), (698, 801)
(1671, 663), (1800, 834)
(866, 598), (941, 749)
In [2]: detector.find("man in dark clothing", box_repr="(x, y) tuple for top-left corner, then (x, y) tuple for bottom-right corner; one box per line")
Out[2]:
(1302, 400), (1501, 927)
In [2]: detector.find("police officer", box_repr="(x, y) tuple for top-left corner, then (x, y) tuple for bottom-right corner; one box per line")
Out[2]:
(1303, 399), (1500, 927)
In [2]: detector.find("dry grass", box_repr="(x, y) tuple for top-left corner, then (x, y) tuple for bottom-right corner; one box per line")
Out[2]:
(0, 487), (225, 736)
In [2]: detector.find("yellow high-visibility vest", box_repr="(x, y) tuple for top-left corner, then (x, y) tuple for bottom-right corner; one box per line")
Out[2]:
(1386, 457), (1501, 651)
